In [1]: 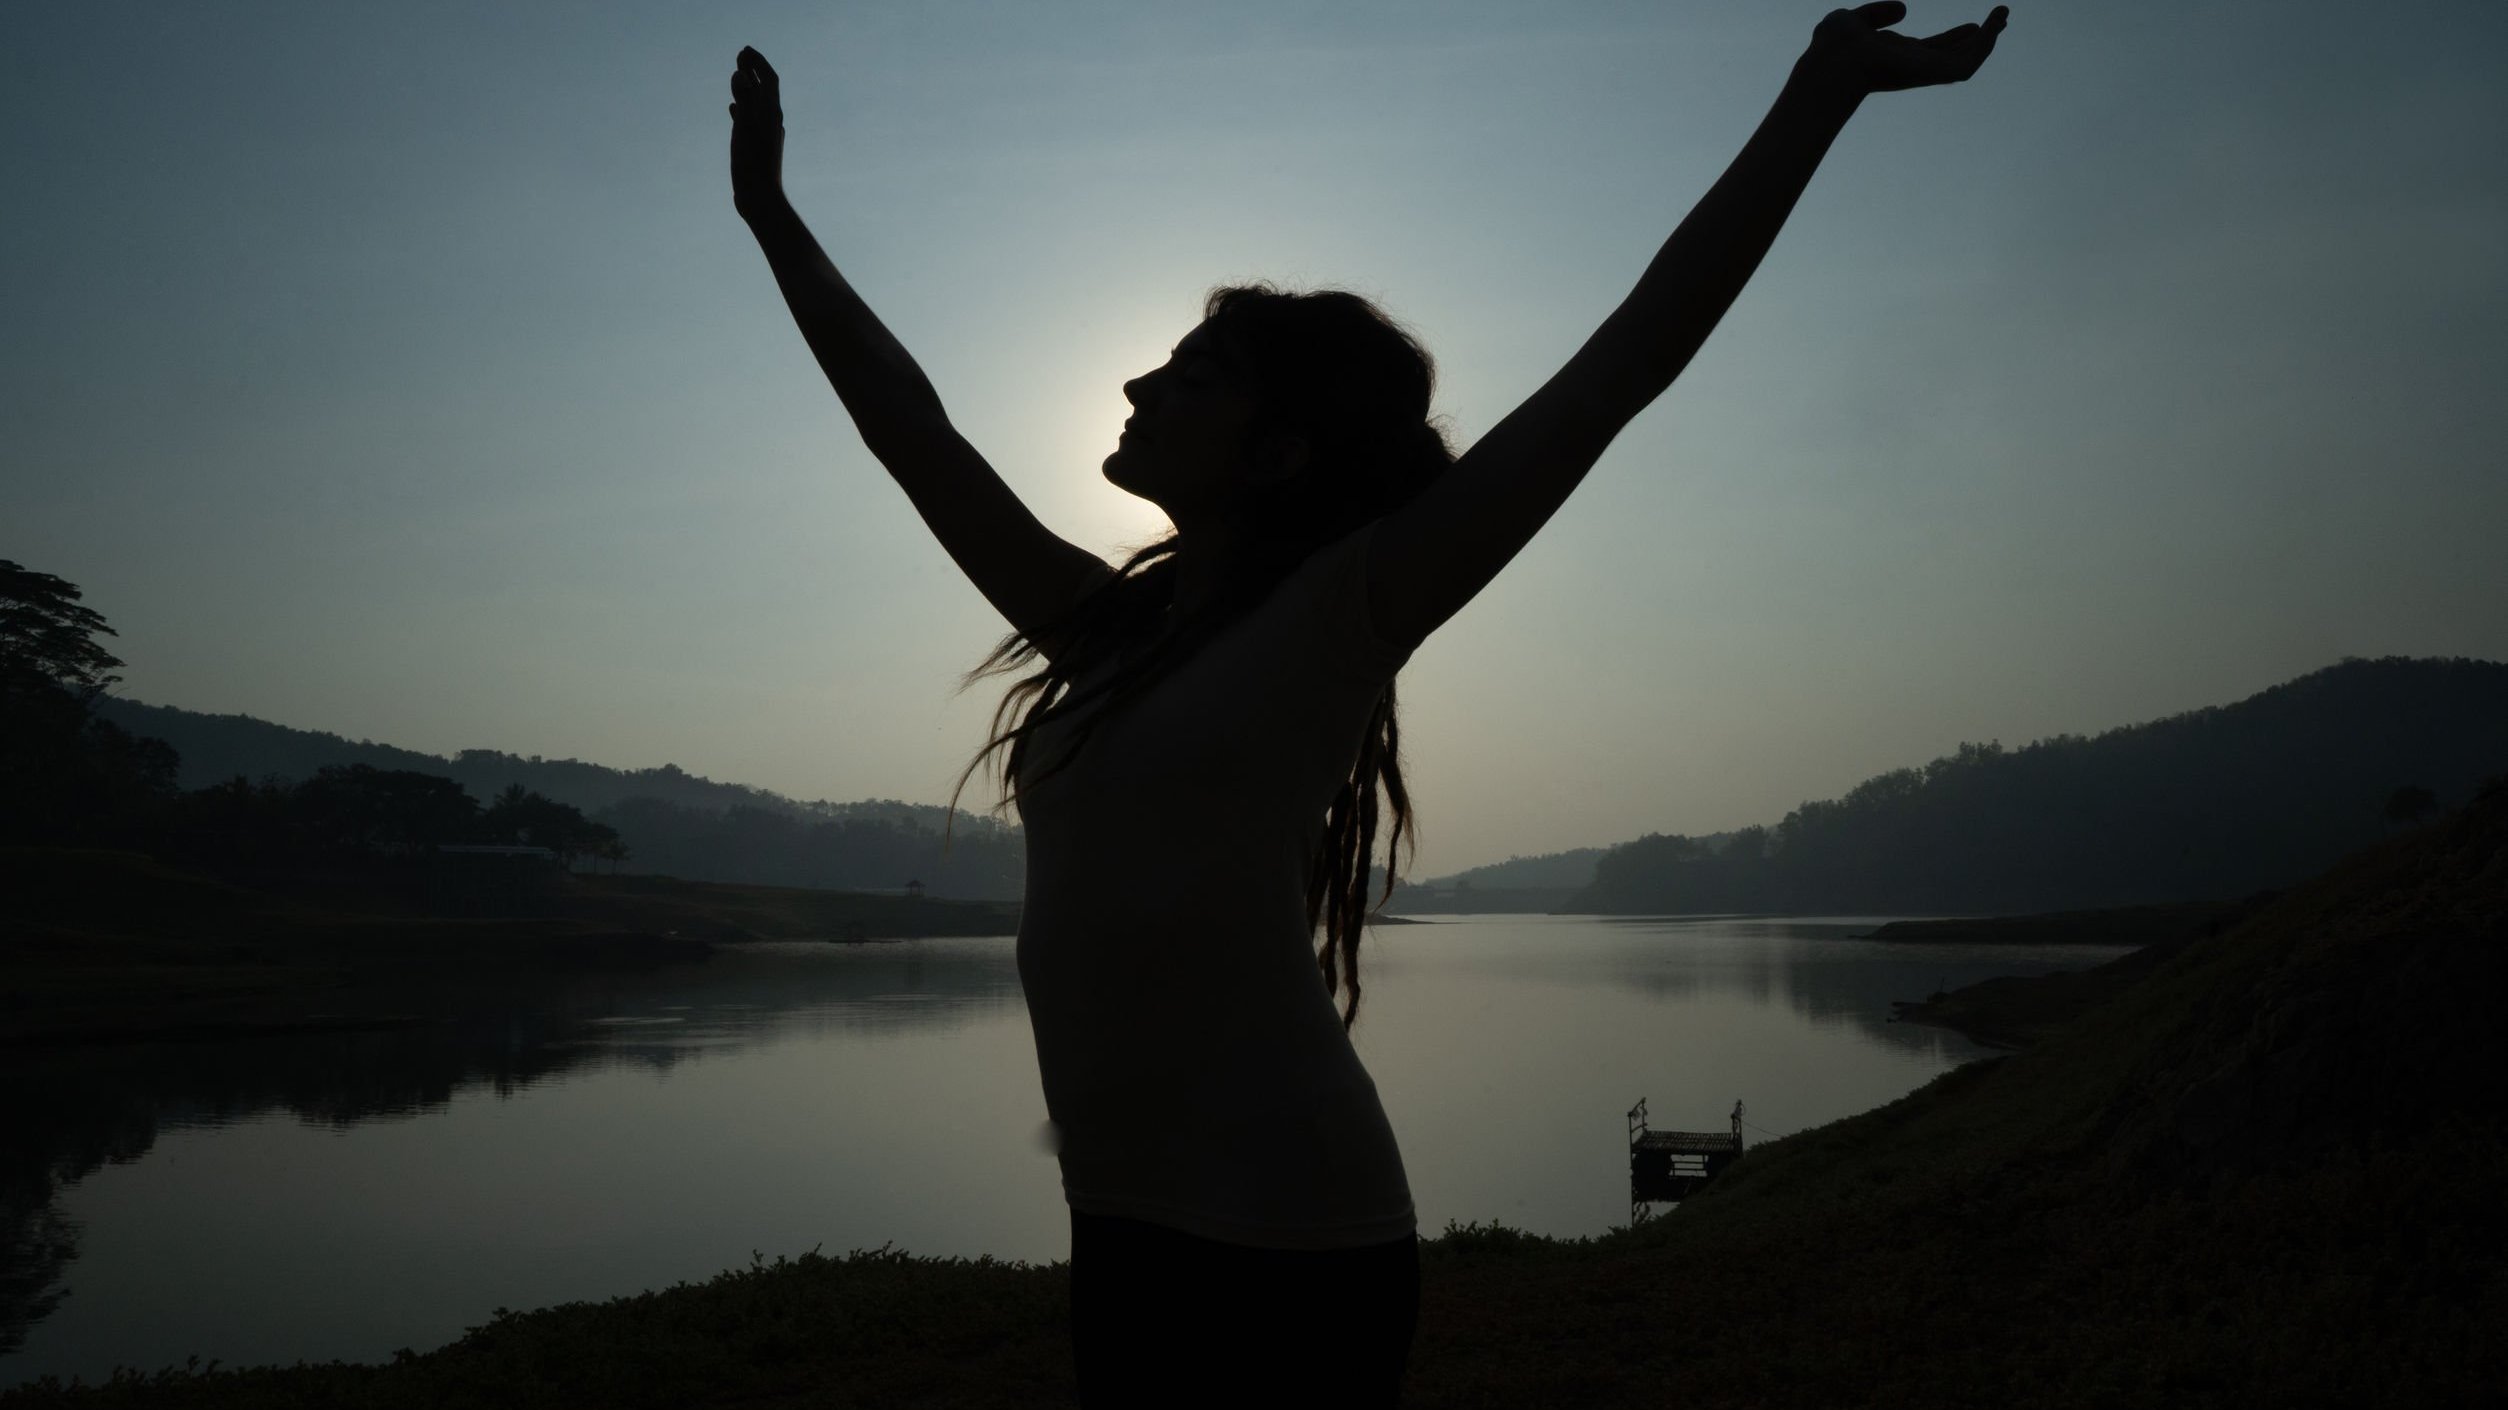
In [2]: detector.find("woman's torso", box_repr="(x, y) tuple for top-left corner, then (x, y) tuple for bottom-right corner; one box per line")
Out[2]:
(1012, 525), (1417, 1250)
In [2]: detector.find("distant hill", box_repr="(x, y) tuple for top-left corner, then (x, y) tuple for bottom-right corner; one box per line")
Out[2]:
(100, 656), (2508, 917)
(1424, 837), (1615, 883)
(1384, 838), (1792, 914)
(92, 697), (976, 832)
(1574, 656), (2508, 916)
(92, 697), (1025, 900)
(1418, 846), (1610, 891)
(1368, 845), (1612, 914)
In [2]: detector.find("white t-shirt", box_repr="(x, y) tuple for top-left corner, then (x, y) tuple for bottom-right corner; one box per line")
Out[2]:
(1014, 521), (1417, 1250)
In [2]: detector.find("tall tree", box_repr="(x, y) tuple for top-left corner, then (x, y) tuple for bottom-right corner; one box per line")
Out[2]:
(0, 560), (124, 699)
(293, 765), (482, 856)
(0, 561), (177, 844)
(481, 783), (620, 868)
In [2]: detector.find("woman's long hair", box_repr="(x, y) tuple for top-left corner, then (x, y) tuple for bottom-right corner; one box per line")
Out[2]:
(947, 284), (1453, 1029)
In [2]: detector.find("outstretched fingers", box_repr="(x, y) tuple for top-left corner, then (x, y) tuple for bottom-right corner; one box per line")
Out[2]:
(727, 45), (786, 212)
(741, 46), (780, 96)
(731, 48), (785, 129)
(1810, 3), (2008, 91)
(1925, 5), (2007, 75)
(1919, 22), (1984, 56)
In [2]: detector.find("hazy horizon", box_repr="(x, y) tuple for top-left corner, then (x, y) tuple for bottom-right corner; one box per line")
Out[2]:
(10, 0), (2505, 876)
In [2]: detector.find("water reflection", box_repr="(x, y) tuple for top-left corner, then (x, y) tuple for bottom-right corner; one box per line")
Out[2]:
(1386, 914), (2121, 1060)
(1, 923), (2119, 1383)
(0, 939), (1021, 1360)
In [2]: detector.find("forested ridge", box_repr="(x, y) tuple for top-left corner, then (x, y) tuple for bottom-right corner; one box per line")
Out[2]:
(90, 697), (1025, 900)
(92, 697), (981, 833)
(1574, 656), (2508, 915)
(79, 657), (2508, 916)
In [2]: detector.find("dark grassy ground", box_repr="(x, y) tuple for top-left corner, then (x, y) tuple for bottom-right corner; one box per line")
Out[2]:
(6, 795), (2501, 1406)
(1886, 932), (2198, 1049)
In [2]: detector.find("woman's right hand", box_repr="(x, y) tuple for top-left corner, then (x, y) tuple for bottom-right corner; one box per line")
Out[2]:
(728, 46), (785, 219)
(1798, 2), (2007, 97)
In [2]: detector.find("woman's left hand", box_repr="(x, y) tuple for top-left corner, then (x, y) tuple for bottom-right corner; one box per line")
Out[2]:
(1798, 2), (2009, 95)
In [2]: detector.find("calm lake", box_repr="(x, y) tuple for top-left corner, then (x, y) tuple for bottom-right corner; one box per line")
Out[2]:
(2, 915), (2127, 1388)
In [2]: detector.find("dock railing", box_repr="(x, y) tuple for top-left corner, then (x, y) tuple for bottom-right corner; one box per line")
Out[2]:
(1627, 1098), (1746, 1224)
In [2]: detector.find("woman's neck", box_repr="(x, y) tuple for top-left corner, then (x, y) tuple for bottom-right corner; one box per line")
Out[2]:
(1163, 526), (1249, 627)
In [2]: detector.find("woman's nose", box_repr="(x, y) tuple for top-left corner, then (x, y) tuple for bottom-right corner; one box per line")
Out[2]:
(1122, 375), (1146, 407)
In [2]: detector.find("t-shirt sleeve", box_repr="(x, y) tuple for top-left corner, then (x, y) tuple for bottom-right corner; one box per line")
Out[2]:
(1274, 518), (1415, 686)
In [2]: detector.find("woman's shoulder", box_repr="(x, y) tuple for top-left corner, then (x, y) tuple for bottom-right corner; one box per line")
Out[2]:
(1260, 520), (1410, 683)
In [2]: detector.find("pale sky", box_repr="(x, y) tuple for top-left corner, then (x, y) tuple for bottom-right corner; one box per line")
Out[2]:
(7, 1), (2504, 876)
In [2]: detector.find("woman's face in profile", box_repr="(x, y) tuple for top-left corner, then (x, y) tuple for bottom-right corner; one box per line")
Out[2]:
(1102, 321), (1268, 524)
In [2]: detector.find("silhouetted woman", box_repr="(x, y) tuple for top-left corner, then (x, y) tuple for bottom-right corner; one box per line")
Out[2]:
(729, 5), (2006, 1403)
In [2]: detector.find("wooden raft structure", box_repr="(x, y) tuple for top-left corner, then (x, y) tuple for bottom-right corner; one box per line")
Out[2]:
(1627, 1098), (1745, 1222)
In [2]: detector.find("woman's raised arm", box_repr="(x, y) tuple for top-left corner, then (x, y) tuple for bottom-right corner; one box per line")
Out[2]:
(1366, 4), (2008, 650)
(730, 48), (1114, 650)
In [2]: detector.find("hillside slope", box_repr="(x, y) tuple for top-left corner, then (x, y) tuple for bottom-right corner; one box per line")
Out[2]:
(1579, 655), (2508, 915)
(1404, 780), (2508, 1406)
(89, 696), (1007, 839)
(89, 697), (1027, 899)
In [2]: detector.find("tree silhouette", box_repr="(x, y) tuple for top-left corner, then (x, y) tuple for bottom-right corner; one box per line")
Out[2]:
(482, 782), (622, 868)
(0, 561), (179, 844)
(293, 765), (481, 856)
(0, 559), (123, 698)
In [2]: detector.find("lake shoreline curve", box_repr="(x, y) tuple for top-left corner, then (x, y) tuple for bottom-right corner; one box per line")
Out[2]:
(5, 789), (2500, 1405)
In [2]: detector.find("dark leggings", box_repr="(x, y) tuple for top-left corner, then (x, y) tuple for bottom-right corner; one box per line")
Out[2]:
(1069, 1210), (1420, 1408)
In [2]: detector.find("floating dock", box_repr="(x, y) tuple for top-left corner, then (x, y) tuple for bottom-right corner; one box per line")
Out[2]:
(1627, 1098), (1745, 1223)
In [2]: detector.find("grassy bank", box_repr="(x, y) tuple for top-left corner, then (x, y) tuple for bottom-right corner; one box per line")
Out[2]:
(1859, 895), (2270, 946)
(8, 794), (2502, 1405)
(1884, 929), (2203, 1049)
